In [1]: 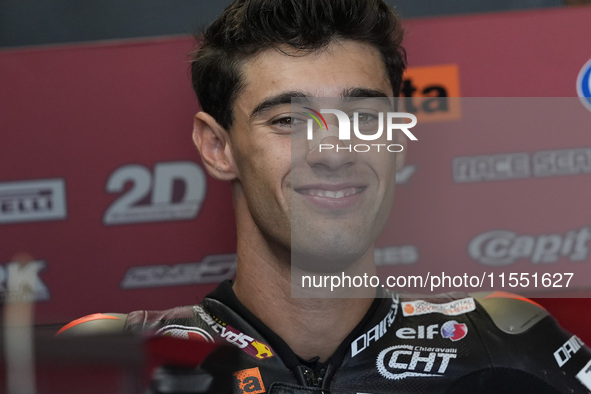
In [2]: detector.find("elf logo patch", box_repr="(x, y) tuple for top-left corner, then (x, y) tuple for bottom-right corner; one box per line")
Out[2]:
(440, 321), (468, 342)
(233, 367), (265, 394)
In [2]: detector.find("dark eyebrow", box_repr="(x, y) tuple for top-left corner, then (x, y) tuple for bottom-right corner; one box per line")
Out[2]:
(249, 87), (392, 121)
(341, 88), (393, 108)
(342, 87), (389, 99)
(249, 91), (311, 121)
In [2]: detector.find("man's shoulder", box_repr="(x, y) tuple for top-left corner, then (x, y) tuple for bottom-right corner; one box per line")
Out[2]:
(396, 290), (549, 335)
(469, 290), (549, 334)
(57, 305), (211, 336)
(56, 313), (129, 336)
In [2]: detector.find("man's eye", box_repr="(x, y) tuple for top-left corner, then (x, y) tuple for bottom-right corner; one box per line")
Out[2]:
(354, 112), (378, 124)
(274, 117), (295, 126)
(271, 116), (304, 128)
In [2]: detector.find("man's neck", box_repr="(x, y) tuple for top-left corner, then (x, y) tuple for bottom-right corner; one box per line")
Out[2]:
(232, 233), (376, 362)
(233, 268), (374, 362)
(230, 190), (378, 361)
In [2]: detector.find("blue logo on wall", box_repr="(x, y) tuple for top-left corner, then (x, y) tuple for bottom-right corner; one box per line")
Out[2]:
(577, 59), (591, 112)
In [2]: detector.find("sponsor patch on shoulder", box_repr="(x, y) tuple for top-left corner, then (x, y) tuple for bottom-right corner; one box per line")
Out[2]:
(193, 307), (274, 360)
(576, 359), (591, 390)
(402, 298), (475, 317)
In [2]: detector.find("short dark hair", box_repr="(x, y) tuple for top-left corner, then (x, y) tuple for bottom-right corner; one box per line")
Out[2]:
(191, 0), (406, 130)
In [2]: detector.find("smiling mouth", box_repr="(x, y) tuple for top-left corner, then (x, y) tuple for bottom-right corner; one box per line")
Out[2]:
(296, 187), (365, 199)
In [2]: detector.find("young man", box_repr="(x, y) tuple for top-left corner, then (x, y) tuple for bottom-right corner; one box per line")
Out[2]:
(60, 0), (591, 392)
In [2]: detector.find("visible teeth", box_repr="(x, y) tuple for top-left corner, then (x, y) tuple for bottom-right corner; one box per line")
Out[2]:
(303, 187), (359, 198)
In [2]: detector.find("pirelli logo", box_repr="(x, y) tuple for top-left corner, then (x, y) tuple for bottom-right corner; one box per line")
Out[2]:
(0, 179), (67, 224)
(233, 367), (265, 394)
(401, 64), (461, 123)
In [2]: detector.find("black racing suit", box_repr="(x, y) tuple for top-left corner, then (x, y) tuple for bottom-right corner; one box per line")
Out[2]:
(117, 281), (591, 393)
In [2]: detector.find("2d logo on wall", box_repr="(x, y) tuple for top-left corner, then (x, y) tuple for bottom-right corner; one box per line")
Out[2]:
(577, 59), (591, 112)
(103, 161), (206, 225)
(0, 179), (67, 224)
(0, 260), (50, 302)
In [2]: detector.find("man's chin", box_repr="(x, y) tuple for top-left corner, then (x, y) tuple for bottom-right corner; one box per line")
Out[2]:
(290, 243), (369, 273)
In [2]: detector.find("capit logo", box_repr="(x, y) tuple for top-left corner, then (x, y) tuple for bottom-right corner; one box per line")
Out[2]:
(304, 107), (417, 153)
(577, 59), (591, 112)
(468, 226), (591, 266)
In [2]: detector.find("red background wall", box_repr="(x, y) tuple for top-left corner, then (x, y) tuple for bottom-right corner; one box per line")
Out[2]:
(1, 6), (590, 339)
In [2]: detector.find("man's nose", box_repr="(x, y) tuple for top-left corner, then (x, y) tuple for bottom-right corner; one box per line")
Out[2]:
(306, 133), (357, 170)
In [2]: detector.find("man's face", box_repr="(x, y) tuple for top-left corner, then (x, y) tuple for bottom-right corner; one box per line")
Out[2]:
(227, 40), (404, 269)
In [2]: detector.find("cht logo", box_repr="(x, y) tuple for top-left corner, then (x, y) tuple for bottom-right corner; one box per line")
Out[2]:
(577, 59), (591, 112)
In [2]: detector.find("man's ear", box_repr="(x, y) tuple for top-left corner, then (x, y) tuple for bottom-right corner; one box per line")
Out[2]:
(192, 112), (238, 181)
